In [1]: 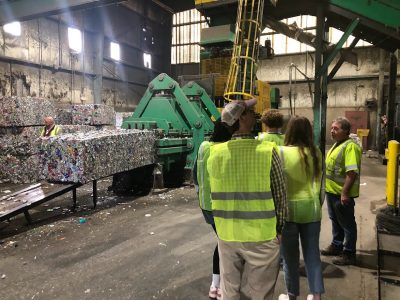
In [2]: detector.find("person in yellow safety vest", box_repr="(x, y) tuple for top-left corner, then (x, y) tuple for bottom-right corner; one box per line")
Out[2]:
(193, 118), (233, 300)
(208, 98), (287, 300)
(40, 116), (61, 137)
(321, 117), (361, 266)
(258, 109), (285, 146)
(277, 116), (324, 300)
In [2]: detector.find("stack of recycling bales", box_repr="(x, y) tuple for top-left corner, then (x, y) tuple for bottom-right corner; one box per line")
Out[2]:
(71, 104), (116, 126)
(41, 129), (156, 183)
(0, 96), (56, 183)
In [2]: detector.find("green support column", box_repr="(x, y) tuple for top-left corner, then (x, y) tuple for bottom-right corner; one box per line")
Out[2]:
(313, 5), (325, 150)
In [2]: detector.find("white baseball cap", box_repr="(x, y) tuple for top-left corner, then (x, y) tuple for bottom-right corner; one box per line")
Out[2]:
(221, 98), (257, 126)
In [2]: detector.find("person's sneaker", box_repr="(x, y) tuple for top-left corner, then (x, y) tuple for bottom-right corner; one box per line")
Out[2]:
(307, 295), (314, 300)
(209, 285), (218, 299)
(278, 294), (290, 300)
(320, 244), (343, 256)
(216, 288), (222, 300)
(333, 252), (356, 265)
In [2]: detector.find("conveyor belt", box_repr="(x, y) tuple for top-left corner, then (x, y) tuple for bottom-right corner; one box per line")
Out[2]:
(0, 181), (89, 224)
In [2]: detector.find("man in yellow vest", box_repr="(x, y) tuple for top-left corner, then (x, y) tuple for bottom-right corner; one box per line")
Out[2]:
(208, 98), (287, 300)
(40, 116), (61, 137)
(321, 117), (361, 266)
(258, 109), (285, 146)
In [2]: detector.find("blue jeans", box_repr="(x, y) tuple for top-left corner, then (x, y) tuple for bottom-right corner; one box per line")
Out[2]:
(281, 221), (325, 296)
(326, 192), (357, 253)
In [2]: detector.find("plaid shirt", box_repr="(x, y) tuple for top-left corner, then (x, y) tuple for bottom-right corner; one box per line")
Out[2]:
(232, 134), (287, 233)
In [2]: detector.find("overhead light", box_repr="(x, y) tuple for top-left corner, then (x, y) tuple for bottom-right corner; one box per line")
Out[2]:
(3, 22), (21, 36)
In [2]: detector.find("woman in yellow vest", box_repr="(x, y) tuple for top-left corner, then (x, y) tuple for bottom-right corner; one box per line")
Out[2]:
(278, 116), (324, 300)
(193, 118), (232, 300)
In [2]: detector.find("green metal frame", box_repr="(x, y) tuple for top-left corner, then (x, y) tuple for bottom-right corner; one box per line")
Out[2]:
(181, 81), (221, 124)
(315, 18), (360, 80)
(123, 73), (217, 171)
(330, 0), (400, 29)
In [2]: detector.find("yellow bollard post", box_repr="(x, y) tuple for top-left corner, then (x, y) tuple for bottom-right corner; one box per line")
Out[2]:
(386, 140), (400, 206)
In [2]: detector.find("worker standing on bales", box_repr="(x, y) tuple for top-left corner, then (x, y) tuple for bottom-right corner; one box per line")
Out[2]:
(40, 116), (61, 137)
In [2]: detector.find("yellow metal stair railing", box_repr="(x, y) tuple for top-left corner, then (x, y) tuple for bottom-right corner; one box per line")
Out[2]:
(224, 0), (264, 101)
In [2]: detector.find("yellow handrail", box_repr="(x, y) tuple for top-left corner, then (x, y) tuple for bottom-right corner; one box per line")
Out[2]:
(224, 0), (264, 102)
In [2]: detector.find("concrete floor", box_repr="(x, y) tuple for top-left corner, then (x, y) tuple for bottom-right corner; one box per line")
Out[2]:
(0, 155), (387, 300)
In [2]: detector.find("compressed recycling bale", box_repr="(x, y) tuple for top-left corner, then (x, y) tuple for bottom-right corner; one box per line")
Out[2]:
(0, 96), (56, 127)
(0, 127), (42, 155)
(116, 112), (133, 128)
(41, 129), (156, 183)
(72, 104), (115, 125)
(55, 108), (73, 125)
(58, 125), (96, 134)
(0, 154), (42, 184)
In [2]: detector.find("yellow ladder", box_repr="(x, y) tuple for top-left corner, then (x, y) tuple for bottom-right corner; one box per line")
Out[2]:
(224, 0), (264, 101)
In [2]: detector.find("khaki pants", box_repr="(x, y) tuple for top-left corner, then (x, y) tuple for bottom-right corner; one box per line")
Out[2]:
(218, 238), (280, 300)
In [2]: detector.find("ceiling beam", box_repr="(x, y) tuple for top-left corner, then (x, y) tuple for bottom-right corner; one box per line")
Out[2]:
(0, 0), (124, 26)
(265, 18), (358, 66)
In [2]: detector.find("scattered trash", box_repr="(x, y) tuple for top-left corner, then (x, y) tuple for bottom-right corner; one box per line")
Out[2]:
(46, 209), (53, 212)
(1, 274), (5, 279)
(159, 242), (167, 247)
(2, 190), (11, 193)
(84, 289), (91, 294)
(150, 232), (155, 235)
(78, 217), (87, 224)
(145, 214), (151, 217)
(360, 183), (367, 186)
(48, 225), (55, 228)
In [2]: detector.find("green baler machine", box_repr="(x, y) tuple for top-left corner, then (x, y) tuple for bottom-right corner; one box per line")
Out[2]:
(112, 73), (220, 194)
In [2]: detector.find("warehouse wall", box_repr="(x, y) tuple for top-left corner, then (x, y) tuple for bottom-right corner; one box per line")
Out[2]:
(257, 46), (399, 147)
(173, 46), (399, 149)
(0, 1), (173, 112)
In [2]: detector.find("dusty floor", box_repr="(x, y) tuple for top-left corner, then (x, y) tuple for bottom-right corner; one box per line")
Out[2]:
(0, 155), (389, 299)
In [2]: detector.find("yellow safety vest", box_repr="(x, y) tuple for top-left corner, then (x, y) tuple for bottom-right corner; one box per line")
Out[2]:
(259, 132), (285, 146)
(279, 146), (322, 223)
(325, 139), (361, 197)
(40, 125), (61, 137)
(208, 139), (277, 242)
(197, 141), (212, 211)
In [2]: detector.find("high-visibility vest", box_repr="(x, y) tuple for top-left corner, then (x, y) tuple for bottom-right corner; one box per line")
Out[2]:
(279, 146), (322, 223)
(208, 139), (277, 242)
(258, 132), (285, 146)
(40, 125), (61, 137)
(325, 139), (361, 197)
(197, 141), (212, 211)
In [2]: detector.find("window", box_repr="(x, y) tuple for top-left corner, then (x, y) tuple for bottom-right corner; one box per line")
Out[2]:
(68, 27), (82, 53)
(3, 21), (21, 36)
(143, 53), (152, 69)
(171, 9), (208, 64)
(171, 10), (374, 62)
(110, 42), (120, 61)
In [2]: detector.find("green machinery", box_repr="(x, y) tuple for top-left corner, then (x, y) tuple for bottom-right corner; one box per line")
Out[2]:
(112, 73), (220, 195)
